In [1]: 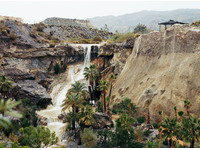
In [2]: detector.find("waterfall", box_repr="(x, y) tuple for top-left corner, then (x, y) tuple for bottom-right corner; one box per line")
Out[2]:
(36, 44), (100, 146)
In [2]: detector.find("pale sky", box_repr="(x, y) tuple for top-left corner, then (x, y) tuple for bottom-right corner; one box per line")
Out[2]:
(0, 1), (200, 23)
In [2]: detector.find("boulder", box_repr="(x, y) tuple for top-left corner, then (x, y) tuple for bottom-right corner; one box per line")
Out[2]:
(11, 80), (51, 106)
(91, 112), (113, 129)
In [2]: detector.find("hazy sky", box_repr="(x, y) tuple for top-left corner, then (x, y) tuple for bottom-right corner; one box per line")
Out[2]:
(0, 1), (200, 23)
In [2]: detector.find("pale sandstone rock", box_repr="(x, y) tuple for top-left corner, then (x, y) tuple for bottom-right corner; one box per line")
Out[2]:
(111, 25), (200, 121)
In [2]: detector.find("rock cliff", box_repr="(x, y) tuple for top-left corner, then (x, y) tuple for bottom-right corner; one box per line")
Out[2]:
(111, 25), (200, 121)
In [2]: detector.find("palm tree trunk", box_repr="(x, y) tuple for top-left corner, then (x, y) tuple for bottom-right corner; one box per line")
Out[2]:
(169, 138), (172, 148)
(190, 130), (195, 148)
(147, 104), (150, 124)
(72, 106), (76, 130)
(190, 138), (195, 148)
(107, 83), (113, 115)
(103, 93), (106, 114)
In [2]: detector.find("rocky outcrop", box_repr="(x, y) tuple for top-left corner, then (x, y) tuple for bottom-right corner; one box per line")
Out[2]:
(111, 25), (200, 121)
(11, 80), (51, 106)
(99, 39), (134, 75)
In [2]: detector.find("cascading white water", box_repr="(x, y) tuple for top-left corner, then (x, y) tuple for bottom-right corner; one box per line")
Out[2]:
(36, 44), (101, 146)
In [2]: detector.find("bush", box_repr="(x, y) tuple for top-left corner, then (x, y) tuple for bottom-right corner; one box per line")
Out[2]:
(54, 63), (60, 74)
(133, 24), (149, 34)
(110, 32), (137, 43)
(19, 126), (58, 148)
(9, 32), (17, 40)
(80, 128), (97, 148)
(136, 116), (146, 124)
(153, 123), (158, 129)
(93, 36), (102, 42)
(35, 23), (46, 32)
(49, 41), (56, 48)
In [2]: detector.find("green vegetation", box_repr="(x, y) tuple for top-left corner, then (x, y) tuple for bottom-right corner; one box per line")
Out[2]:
(80, 128), (97, 148)
(84, 64), (99, 91)
(191, 20), (200, 27)
(54, 63), (60, 74)
(97, 79), (109, 114)
(108, 32), (139, 43)
(133, 23), (149, 34)
(0, 99), (21, 129)
(19, 126), (58, 148)
(0, 75), (14, 98)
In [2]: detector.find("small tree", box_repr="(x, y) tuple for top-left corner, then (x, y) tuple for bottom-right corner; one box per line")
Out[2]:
(0, 75), (14, 98)
(19, 126), (58, 148)
(133, 24), (148, 34)
(184, 100), (191, 116)
(80, 128), (97, 148)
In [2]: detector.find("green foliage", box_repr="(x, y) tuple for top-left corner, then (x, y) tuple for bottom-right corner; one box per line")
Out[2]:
(84, 64), (99, 90)
(146, 140), (161, 148)
(116, 114), (135, 130)
(181, 115), (200, 148)
(133, 23), (148, 34)
(0, 99), (22, 129)
(0, 142), (7, 148)
(153, 123), (158, 129)
(0, 75), (14, 98)
(136, 116), (146, 124)
(20, 98), (39, 127)
(178, 111), (184, 117)
(35, 23), (46, 32)
(116, 97), (137, 115)
(79, 105), (94, 126)
(97, 128), (144, 148)
(19, 126), (58, 148)
(92, 36), (102, 42)
(191, 20), (200, 27)
(80, 128), (97, 148)
(109, 32), (137, 43)
(54, 63), (60, 74)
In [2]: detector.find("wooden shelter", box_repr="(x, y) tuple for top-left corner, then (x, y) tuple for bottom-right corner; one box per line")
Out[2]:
(158, 20), (187, 31)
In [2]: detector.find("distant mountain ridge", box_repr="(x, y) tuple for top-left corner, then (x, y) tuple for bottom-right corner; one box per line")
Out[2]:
(88, 9), (200, 33)
(42, 17), (95, 28)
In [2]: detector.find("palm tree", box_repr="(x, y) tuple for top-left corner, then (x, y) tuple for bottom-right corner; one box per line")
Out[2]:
(161, 117), (180, 147)
(184, 100), (191, 116)
(158, 111), (163, 141)
(116, 114), (135, 130)
(174, 106), (177, 121)
(61, 93), (84, 130)
(146, 100), (151, 124)
(182, 115), (200, 148)
(107, 73), (116, 115)
(0, 75), (14, 98)
(68, 81), (89, 102)
(0, 99), (22, 129)
(79, 105), (94, 129)
(84, 64), (99, 91)
(178, 111), (184, 121)
(97, 79), (109, 114)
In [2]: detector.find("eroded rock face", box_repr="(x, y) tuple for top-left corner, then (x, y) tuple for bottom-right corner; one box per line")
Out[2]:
(99, 40), (134, 75)
(11, 80), (51, 106)
(111, 25), (200, 121)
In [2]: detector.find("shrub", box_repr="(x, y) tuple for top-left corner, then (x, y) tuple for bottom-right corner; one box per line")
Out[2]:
(80, 128), (97, 148)
(136, 116), (146, 124)
(54, 63), (60, 74)
(153, 123), (158, 129)
(1, 30), (8, 36)
(93, 36), (102, 42)
(9, 32), (17, 40)
(49, 41), (56, 48)
(19, 126), (58, 148)
(35, 23), (46, 32)
(29, 32), (37, 39)
(133, 24), (149, 34)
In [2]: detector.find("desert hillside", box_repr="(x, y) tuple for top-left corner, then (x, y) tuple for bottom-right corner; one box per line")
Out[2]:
(111, 25), (200, 121)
